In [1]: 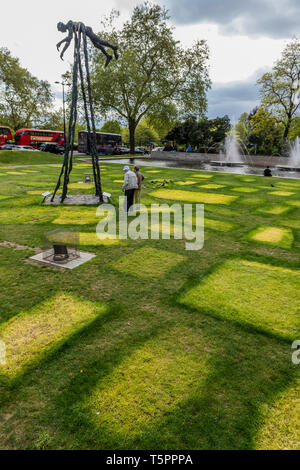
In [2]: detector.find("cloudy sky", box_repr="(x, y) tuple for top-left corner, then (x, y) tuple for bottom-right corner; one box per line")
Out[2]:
(0, 0), (298, 121)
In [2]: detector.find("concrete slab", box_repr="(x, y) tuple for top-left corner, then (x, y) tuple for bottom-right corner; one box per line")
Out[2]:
(29, 250), (96, 269)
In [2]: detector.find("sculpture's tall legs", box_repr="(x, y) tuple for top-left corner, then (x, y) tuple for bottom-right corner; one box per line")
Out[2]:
(51, 31), (80, 203)
(61, 30), (80, 202)
(78, 35), (99, 194)
(52, 20), (117, 204)
(82, 27), (103, 203)
(66, 31), (81, 185)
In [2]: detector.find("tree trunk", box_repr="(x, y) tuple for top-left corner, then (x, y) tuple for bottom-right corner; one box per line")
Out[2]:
(283, 118), (291, 139)
(129, 117), (136, 154)
(283, 111), (292, 140)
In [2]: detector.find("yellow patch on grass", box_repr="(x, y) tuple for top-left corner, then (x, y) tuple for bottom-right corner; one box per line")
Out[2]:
(139, 205), (182, 214)
(246, 226), (294, 249)
(151, 189), (238, 205)
(269, 191), (295, 197)
(75, 164), (95, 167)
(68, 183), (95, 190)
(205, 218), (235, 232)
(79, 233), (119, 246)
(239, 197), (266, 206)
(176, 181), (197, 186)
(257, 205), (291, 215)
(179, 258), (300, 340)
(47, 230), (118, 246)
(254, 377), (300, 450)
(286, 200), (300, 207)
(190, 174), (212, 179)
(199, 184), (225, 189)
(0, 293), (107, 378)
(112, 247), (185, 279)
(87, 326), (212, 437)
(232, 187), (258, 193)
(27, 190), (55, 196)
(240, 177), (256, 182)
(52, 209), (101, 226)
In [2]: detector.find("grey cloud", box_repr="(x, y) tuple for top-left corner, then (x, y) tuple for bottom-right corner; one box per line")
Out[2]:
(163, 0), (300, 38)
(206, 70), (270, 120)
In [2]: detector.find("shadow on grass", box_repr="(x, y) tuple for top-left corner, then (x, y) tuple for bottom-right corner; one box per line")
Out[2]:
(4, 303), (294, 450)
(0, 306), (168, 449)
(175, 251), (300, 344)
(0, 241), (299, 449)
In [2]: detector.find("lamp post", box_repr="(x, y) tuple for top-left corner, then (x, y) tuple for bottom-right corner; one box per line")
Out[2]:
(55, 80), (66, 145)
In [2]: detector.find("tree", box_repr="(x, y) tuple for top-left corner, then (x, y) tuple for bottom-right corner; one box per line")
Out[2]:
(38, 109), (64, 130)
(135, 120), (160, 146)
(122, 119), (159, 147)
(207, 116), (231, 147)
(0, 48), (53, 130)
(257, 37), (300, 139)
(100, 120), (122, 134)
(91, 2), (211, 152)
(249, 107), (284, 155)
(235, 112), (251, 146)
(165, 116), (200, 147)
(289, 116), (300, 140)
(165, 115), (230, 151)
(146, 108), (177, 140)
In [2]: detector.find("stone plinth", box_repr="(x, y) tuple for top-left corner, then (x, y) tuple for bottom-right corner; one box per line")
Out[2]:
(44, 194), (109, 205)
(30, 250), (96, 269)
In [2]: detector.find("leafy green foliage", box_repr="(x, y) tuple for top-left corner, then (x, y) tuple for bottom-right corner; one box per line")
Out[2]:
(248, 107), (284, 155)
(90, 2), (210, 152)
(257, 37), (300, 139)
(165, 115), (230, 150)
(100, 120), (122, 134)
(0, 48), (53, 130)
(122, 119), (160, 146)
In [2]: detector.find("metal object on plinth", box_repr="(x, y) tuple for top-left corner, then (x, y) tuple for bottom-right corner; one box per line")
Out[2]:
(43, 230), (80, 264)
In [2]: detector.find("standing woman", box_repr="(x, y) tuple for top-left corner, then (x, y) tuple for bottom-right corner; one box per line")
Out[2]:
(122, 166), (138, 212)
(133, 166), (144, 209)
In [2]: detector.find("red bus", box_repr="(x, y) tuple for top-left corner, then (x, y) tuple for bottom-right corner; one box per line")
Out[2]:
(0, 126), (13, 146)
(14, 129), (65, 148)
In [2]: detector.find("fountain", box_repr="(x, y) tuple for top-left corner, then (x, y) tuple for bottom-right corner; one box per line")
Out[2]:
(211, 132), (246, 167)
(290, 137), (300, 166)
(276, 137), (300, 172)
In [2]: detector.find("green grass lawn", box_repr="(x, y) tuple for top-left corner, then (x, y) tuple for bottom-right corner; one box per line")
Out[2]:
(0, 157), (299, 450)
(0, 150), (64, 166)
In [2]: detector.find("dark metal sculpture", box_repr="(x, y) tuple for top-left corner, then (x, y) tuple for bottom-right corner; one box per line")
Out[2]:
(53, 243), (69, 262)
(51, 21), (118, 203)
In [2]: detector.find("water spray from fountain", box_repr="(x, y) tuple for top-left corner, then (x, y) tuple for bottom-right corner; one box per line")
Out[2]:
(289, 136), (300, 167)
(223, 132), (242, 164)
(212, 123), (250, 167)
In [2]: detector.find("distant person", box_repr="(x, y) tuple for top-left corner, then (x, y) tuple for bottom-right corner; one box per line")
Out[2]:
(264, 166), (272, 177)
(133, 166), (145, 209)
(122, 166), (138, 213)
(186, 145), (192, 153)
